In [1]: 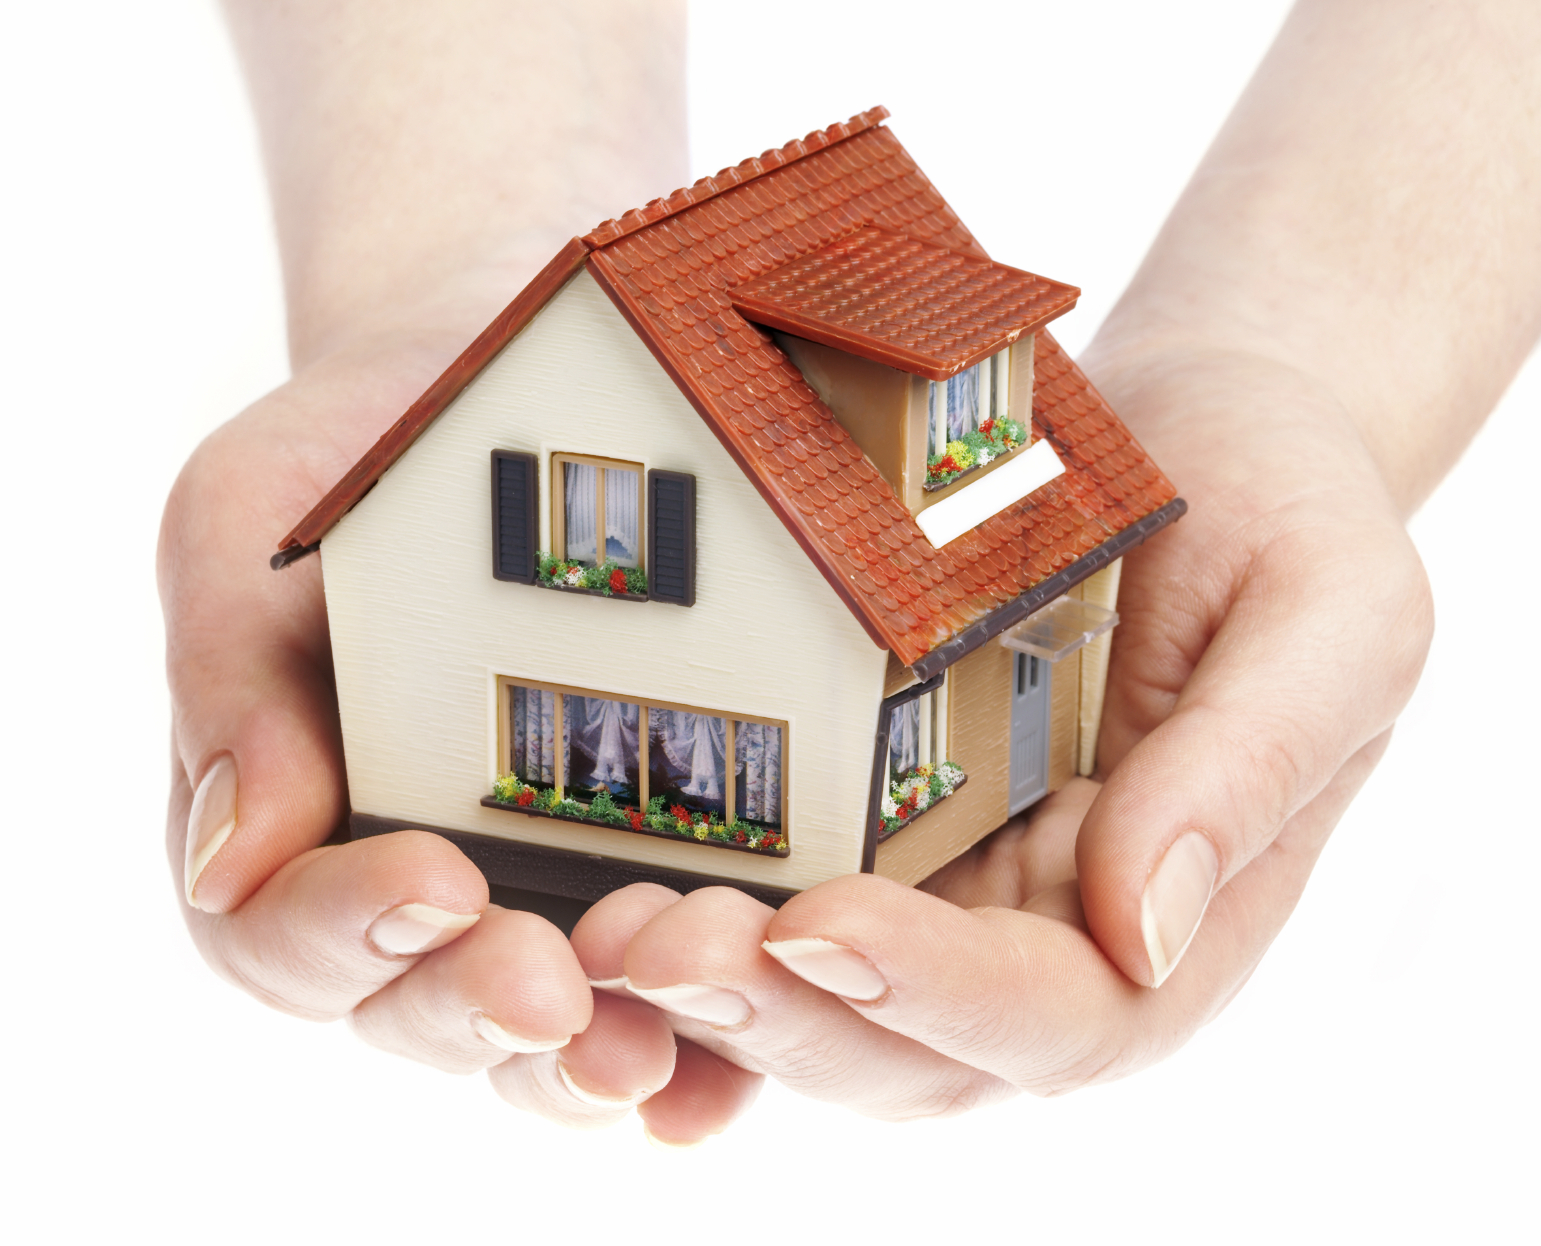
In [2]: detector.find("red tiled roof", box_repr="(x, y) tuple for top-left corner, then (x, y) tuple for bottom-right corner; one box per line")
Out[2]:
(276, 109), (1179, 667)
(728, 227), (1079, 381)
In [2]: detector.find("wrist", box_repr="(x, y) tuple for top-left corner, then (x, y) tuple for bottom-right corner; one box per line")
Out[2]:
(1078, 329), (1407, 523)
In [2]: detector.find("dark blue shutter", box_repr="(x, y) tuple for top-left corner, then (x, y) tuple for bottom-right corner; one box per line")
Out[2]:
(491, 451), (538, 583)
(647, 470), (695, 606)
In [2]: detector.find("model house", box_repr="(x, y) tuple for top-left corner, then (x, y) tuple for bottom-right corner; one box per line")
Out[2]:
(272, 108), (1184, 907)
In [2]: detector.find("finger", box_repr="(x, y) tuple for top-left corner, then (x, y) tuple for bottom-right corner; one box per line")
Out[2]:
(569, 882), (684, 988)
(637, 1039), (764, 1148)
(762, 736), (1390, 1094)
(622, 887), (1014, 1121)
(191, 828), (487, 1020)
(349, 905), (592, 1072)
(1078, 516), (1431, 986)
(485, 994), (677, 1128)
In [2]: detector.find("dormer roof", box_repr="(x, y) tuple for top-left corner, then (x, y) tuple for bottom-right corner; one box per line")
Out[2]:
(729, 226), (1079, 381)
(275, 108), (1182, 672)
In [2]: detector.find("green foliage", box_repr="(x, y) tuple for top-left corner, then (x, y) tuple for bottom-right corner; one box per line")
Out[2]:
(585, 789), (631, 827)
(536, 551), (649, 597)
(881, 761), (966, 836)
(925, 417), (1028, 488)
(486, 781), (786, 855)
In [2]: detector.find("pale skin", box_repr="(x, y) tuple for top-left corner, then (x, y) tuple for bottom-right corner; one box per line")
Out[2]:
(161, 0), (1541, 1137)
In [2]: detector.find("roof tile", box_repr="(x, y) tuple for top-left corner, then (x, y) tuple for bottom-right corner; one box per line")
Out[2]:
(281, 113), (1177, 666)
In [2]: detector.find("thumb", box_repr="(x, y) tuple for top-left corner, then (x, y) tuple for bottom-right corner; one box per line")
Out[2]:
(1076, 522), (1432, 987)
(161, 416), (347, 913)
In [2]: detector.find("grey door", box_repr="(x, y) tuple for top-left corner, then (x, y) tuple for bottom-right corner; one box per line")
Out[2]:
(1008, 651), (1051, 815)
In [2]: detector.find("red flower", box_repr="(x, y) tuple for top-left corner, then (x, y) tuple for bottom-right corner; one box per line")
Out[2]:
(735, 831), (747, 843)
(515, 788), (535, 807)
(669, 803), (691, 825)
(609, 567), (627, 594)
(628, 810), (643, 830)
(980, 418), (995, 437)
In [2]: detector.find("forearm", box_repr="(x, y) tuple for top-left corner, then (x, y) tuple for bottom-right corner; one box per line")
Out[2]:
(1087, 0), (1541, 514)
(221, 0), (687, 371)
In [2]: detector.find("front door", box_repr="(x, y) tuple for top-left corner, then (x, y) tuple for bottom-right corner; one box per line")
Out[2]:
(1008, 651), (1051, 815)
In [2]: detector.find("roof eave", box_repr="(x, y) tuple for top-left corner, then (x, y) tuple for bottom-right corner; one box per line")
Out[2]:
(272, 236), (593, 563)
(907, 497), (1188, 682)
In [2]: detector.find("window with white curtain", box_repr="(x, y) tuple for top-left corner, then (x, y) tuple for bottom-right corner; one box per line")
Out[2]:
(927, 348), (1012, 456)
(499, 677), (785, 835)
(553, 455), (642, 567)
(887, 686), (949, 781)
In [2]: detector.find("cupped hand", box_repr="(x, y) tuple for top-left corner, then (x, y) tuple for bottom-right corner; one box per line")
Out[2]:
(574, 343), (1434, 1126)
(159, 335), (758, 1134)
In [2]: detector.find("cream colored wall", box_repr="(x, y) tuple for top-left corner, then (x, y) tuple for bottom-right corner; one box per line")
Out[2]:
(320, 269), (890, 892)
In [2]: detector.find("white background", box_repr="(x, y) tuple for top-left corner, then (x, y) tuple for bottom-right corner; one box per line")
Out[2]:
(2, 2), (1535, 1241)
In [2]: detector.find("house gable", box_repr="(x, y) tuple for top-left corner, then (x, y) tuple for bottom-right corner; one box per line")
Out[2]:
(319, 269), (888, 890)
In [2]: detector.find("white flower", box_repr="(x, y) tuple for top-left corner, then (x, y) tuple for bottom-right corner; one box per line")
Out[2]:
(881, 793), (898, 817)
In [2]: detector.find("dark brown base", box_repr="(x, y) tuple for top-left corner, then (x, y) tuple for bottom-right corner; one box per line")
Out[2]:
(351, 813), (798, 909)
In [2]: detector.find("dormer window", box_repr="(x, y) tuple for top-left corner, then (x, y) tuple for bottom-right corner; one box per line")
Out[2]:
(924, 348), (1029, 491)
(729, 227), (1075, 516)
(928, 348), (1010, 453)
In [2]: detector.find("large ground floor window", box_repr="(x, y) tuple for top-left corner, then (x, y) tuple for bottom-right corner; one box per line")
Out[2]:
(490, 677), (787, 855)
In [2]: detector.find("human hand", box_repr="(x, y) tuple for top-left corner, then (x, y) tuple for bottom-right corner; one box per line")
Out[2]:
(570, 342), (1433, 1127)
(159, 336), (763, 1133)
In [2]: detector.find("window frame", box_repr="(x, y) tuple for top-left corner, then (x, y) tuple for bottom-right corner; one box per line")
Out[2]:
(550, 452), (646, 572)
(495, 675), (789, 837)
(927, 347), (1012, 457)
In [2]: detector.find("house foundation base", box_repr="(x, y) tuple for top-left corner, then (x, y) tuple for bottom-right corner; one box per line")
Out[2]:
(350, 813), (799, 909)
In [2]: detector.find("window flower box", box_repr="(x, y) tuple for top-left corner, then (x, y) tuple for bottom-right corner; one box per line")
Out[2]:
(923, 418), (1029, 491)
(536, 552), (648, 599)
(484, 774), (788, 857)
(877, 761), (967, 842)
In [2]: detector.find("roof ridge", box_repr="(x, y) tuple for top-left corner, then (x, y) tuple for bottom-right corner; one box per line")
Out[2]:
(581, 106), (891, 249)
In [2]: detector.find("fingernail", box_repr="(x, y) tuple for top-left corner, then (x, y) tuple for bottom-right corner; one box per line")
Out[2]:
(470, 1010), (571, 1054)
(185, 754), (238, 909)
(626, 983), (751, 1028)
(368, 903), (481, 956)
(1140, 831), (1219, 988)
(642, 1123), (706, 1151)
(587, 975), (630, 992)
(558, 1061), (649, 1108)
(761, 937), (889, 1002)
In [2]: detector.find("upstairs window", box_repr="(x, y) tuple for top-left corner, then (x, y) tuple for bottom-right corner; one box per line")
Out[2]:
(554, 455), (641, 568)
(493, 452), (695, 604)
(927, 348), (1012, 455)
